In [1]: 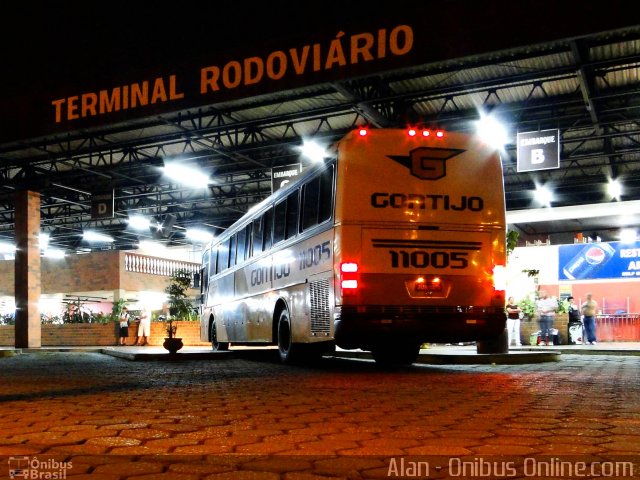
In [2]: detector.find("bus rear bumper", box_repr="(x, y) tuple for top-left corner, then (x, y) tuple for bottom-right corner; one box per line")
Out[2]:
(334, 305), (506, 349)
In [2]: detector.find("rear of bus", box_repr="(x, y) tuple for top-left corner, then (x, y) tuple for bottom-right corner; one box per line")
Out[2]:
(332, 128), (506, 357)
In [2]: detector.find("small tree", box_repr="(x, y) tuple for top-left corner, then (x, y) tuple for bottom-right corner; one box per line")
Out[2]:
(111, 298), (127, 322)
(165, 269), (195, 321)
(506, 230), (520, 258)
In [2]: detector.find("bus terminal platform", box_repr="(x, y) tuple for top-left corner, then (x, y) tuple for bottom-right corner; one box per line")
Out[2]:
(3, 342), (640, 363)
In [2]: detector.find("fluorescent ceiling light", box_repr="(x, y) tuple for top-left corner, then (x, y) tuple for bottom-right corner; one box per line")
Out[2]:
(607, 179), (622, 200)
(164, 163), (210, 188)
(475, 113), (509, 149)
(83, 231), (114, 243)
(619, 229), (638, 243)
(534, 185), (553, 207)
(128, 215), (151, 230)
(39, 233), (50, 250)
(186, 228), (214, 243)
(42, 248), (66, 259)
(0, 242), (16, 254)
(299, 140), (328, 163)
(138, 240), (167, 253)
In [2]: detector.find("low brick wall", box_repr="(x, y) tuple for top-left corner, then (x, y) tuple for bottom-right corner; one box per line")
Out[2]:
(146, 321), (209, 347)
(0, 321), (209, 347)
(521, 314), (569, 345)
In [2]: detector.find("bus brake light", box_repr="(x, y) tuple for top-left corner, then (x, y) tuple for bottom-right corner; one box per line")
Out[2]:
(341, 262), (359, 291)
(492, 264), (507, 292)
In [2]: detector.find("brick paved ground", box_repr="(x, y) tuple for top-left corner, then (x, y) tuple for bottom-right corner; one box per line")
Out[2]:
(0, 350), (639, 479)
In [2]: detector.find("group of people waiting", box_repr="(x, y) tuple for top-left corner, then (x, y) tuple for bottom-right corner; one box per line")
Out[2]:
(505, 291), (598, 347)
(117, 306), (152, 346)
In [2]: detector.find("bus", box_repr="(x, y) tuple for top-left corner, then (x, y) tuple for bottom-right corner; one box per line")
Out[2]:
(199, 127), (507, 364)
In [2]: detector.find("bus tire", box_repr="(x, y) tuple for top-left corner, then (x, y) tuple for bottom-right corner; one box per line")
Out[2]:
(277, 309), (295, 363)
(476, 328), (508, 354)
(210, 319), (229, 352)
(371, 342), (421, 366)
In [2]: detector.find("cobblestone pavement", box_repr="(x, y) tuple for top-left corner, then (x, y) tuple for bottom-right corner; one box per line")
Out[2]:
(0, 350), (639, 479)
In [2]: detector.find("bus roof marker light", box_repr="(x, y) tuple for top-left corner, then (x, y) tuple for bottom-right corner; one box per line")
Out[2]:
(421, 130), (430, 137)
(435, 130), (445, 138)
(358, 128), (368, 137)
(407, 128), (417, 137)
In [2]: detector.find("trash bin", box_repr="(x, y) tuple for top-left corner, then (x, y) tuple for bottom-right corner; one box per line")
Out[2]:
(529, 331), (541, 346)
(568, 321), (583, 345)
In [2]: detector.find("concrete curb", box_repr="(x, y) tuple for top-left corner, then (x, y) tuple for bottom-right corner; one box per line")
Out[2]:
(331, 350), (562, 365)
(100, 348), (234, 361)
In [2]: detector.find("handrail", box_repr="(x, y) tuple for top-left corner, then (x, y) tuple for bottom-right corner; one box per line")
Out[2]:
(124, 253), (200, 277)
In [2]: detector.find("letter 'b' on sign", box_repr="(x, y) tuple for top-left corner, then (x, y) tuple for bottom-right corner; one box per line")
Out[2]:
(531, 149), (545, 164)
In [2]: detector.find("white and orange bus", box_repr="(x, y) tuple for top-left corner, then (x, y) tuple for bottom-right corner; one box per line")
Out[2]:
(199, 127), (507, 364)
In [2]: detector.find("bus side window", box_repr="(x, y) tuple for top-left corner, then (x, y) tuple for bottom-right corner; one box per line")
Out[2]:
(201, 249), (210, 291)
(219, 238), (230, 272)
(244, 224), (252, 260)
(273, 200), (286, 245)
(318, 165), (334, 224)
(212, 245), (219, 274)
(263, 207), (274, 250)
(229, 234), (237, 268)
(252, 217), (263, 255)
(236, 227), (247, 263)
(285, 189), (299, 239)
(301, 176), (321, 231)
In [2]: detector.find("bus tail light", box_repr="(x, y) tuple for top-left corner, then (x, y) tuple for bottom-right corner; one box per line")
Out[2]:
(492, 264), (507, 292)
(341, 262), (359, 293)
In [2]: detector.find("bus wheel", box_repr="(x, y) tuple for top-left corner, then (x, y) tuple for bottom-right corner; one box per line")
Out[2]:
(210, 320), (229, 352)
(277, 309), (295, 363)
(371, 342), (421, 366)
(476, 328), (508, 354)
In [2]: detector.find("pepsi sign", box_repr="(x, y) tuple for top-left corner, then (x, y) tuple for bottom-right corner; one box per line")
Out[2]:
(559, 241), (640, 280)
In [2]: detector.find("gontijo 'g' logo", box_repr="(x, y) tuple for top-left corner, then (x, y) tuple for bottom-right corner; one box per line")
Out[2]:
(388, 147), (466, 180)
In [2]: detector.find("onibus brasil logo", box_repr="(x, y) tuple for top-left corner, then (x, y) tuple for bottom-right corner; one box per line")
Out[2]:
(8, 456), (72, 479)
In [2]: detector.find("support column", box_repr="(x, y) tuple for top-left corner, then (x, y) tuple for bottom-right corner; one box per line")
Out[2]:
(15, 190), (41, 348)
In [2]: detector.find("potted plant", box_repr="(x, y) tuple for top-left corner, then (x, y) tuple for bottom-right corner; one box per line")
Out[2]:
(163, 318), (183, 354)
(162, 269), (194, 354)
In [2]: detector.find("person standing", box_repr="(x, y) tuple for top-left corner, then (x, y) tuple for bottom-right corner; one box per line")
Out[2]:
(536, 290), (556, 346)
(567, 296), (583, 345)
(581, 293), (598, 345)
(506, 296), (522, 347)
(118, 306), (130, 346)
(136, 308), (151, 346)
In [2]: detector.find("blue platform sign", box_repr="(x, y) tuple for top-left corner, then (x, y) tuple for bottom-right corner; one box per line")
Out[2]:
(558, 241), (640, 280)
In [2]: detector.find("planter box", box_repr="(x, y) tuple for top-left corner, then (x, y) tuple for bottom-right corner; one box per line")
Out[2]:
(0, 321), (209, 347)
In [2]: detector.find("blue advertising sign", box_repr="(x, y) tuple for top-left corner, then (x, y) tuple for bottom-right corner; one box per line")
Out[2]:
(558, 241), (640, 280)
